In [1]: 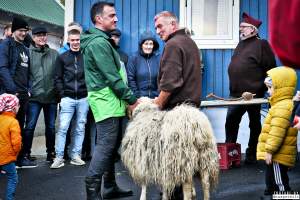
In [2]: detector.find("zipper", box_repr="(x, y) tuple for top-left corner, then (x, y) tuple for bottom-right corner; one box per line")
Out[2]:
(146, 55), (152, 97)
(74, 55), (78, 99)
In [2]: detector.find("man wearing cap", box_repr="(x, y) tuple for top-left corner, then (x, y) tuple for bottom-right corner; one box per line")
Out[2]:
(110, 29), (128, 66)
(225, 12), (276, 164)
(0, 17), (31, 161)
(19, 26), (59, 167)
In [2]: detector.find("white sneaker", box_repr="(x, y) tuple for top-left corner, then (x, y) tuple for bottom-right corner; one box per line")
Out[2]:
(70, 155), (85, 166)
(50, 157), (64, 169)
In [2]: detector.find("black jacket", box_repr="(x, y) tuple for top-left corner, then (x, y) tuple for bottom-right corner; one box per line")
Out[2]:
(0, 37), (30, 95)
(228, 37), (276, 97)
(54, 50), (87, 100)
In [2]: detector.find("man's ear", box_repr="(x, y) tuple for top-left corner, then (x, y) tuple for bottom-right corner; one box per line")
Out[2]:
(95, 14), (102, 24)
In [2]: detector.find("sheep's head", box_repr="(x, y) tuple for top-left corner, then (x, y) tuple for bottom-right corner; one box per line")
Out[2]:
(132, 97), (159, 118)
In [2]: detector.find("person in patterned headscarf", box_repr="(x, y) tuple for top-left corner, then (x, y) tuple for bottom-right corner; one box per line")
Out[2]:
(0, 93), (21, 200)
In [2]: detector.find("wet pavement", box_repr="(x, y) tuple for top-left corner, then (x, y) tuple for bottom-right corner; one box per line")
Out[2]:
(1, 156), (300, 200)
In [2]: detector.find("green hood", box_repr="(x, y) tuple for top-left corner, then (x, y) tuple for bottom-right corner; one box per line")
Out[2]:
(81, 27), (109, 52)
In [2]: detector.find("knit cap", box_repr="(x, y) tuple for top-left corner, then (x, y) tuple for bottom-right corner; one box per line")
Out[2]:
(0, 93), (19, 113)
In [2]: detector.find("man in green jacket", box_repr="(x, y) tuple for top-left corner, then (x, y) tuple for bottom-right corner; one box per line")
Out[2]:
(81, 2), (138, 200)
(20, 27), (59, 168)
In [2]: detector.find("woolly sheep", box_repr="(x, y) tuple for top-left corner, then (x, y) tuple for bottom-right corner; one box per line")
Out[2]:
(121, 99), (219, 200)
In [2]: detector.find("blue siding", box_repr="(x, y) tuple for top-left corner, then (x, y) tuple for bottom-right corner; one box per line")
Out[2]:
(74, 0), (278, 98)
(75, 0), (178, 54)
(202, 0), (270, 98)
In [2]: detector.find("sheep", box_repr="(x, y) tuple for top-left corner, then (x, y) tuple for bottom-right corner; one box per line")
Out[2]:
(121, 99), (219, 200)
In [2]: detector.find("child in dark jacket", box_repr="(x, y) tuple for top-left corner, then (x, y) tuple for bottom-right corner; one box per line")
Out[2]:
(257, 67), (298, 199)
(0, 93), (21, 200)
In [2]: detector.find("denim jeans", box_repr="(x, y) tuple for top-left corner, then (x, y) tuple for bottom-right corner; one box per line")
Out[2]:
(0, 162), (18, 200)
(55, 97), (89, 158)
(23, 101), (57, 156)
(87, 117), (123, 177)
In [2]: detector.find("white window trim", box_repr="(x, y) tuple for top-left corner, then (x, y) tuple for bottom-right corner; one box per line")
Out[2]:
(179, 0), (240, 49)
(64, 0), (74, 43)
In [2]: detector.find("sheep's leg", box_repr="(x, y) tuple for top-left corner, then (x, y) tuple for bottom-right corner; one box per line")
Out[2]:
(200, 172), (210, 200)
(182, 182), (193, 200)
(192, 183), (196, 200)
(140, 185), (147, 200)
(162, 189), (168, 200)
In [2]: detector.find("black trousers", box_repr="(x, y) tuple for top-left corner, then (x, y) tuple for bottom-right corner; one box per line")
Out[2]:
(225, 104), (261, 154)
(265, 162), (290, 195)
(16, 94), (29, 159)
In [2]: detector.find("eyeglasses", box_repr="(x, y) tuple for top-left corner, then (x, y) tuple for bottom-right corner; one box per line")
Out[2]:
(239, 25), (252, 29)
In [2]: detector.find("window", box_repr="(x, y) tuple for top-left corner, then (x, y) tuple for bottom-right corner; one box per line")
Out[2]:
(180, 0), (240, 49)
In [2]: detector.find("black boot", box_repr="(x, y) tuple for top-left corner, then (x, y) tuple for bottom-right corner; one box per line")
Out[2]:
(102, 172), (133, 199)
(85, 176), (102, 200)
(244, 148), (257, 164)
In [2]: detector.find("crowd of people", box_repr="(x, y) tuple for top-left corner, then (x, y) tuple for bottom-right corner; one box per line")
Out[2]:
(0, 1), (299, 200)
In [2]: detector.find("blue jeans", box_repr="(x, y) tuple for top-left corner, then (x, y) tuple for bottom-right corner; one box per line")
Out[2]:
(0, 162), (18, 200)
(55, 97), (89, 158)
(23, 101), (57, 156)
(87, 117), (123, 177)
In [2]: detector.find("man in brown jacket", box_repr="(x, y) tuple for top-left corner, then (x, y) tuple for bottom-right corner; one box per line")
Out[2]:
(154, 11), (201, 111)
(154, 11), (202, 200)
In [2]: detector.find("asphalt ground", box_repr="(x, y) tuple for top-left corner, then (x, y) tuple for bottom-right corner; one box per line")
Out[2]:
(1, 156), (300, 200)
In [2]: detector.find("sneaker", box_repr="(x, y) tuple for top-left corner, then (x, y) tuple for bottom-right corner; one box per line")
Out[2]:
(16, 157), (38, 169)
(70, 156), (85, 166)
(46, 152), (56, 163)
(28, 155), (37, 161)
(50, 157), (65, 169)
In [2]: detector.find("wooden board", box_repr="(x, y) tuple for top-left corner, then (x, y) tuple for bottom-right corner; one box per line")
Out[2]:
(200, 98), (268, 107)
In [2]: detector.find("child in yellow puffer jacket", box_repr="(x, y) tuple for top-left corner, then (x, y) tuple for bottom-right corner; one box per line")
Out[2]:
(257, 67), (298, 199)
(0, 93), (21, 200)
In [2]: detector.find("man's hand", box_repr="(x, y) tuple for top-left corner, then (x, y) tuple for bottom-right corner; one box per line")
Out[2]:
(293, 115), (300, 130)
(128, 99), (140, 113)
(153, 91), (171, 110)
(265, 152), (272, 165)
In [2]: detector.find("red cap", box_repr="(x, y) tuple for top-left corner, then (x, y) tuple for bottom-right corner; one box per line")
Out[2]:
(242, 12), (262, 28)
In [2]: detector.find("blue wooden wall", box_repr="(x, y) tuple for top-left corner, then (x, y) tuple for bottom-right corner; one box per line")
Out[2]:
(74, 0), (179, 55)
(75, 0), (291, 98)
(202, 0), (270, 98)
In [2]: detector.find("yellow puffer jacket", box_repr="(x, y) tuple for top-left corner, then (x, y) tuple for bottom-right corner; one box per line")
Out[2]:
(257, 67), (298, 167)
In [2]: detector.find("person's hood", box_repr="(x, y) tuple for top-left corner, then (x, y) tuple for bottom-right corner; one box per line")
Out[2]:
(267, 67), (297, 105)
(138, 31), (159, 55)
(30, 43), (50, 52)
(80, 27), (109, 52)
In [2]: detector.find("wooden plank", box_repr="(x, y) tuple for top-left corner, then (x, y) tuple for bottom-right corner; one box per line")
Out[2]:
(201, 98), (268, 107)
(122, 0), (131, 54)
(215, 50), (223, 96)
(223, 49), (232, 98)
(131, 0), (139, 53)
(139, 0), (148, 33)
(259, 0), (268, 39)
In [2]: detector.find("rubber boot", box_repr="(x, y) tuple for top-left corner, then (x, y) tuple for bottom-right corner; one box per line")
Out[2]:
(85, 176), (102, 200)
(102, 171), (133, 199)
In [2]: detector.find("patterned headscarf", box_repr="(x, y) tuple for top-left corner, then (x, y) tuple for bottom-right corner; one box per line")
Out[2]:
(0, 93), (19, 113)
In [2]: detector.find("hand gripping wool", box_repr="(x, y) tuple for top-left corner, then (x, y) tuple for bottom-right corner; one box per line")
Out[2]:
(121, 98), (219, 200)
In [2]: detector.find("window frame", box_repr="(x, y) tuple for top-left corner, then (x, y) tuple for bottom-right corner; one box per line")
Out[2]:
(179, 0), (240, 49)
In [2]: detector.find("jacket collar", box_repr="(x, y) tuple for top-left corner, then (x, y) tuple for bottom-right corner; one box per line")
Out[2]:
(1, 111), (16, 118)
(166, 28), (187, 42)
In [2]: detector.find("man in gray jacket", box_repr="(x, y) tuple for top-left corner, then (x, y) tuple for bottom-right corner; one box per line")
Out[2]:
(19, 27), (59, 168)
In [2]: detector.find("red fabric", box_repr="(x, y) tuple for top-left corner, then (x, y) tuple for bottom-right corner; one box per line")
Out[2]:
(269, 0), (300, 69)
(242, 12), (262, 28)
